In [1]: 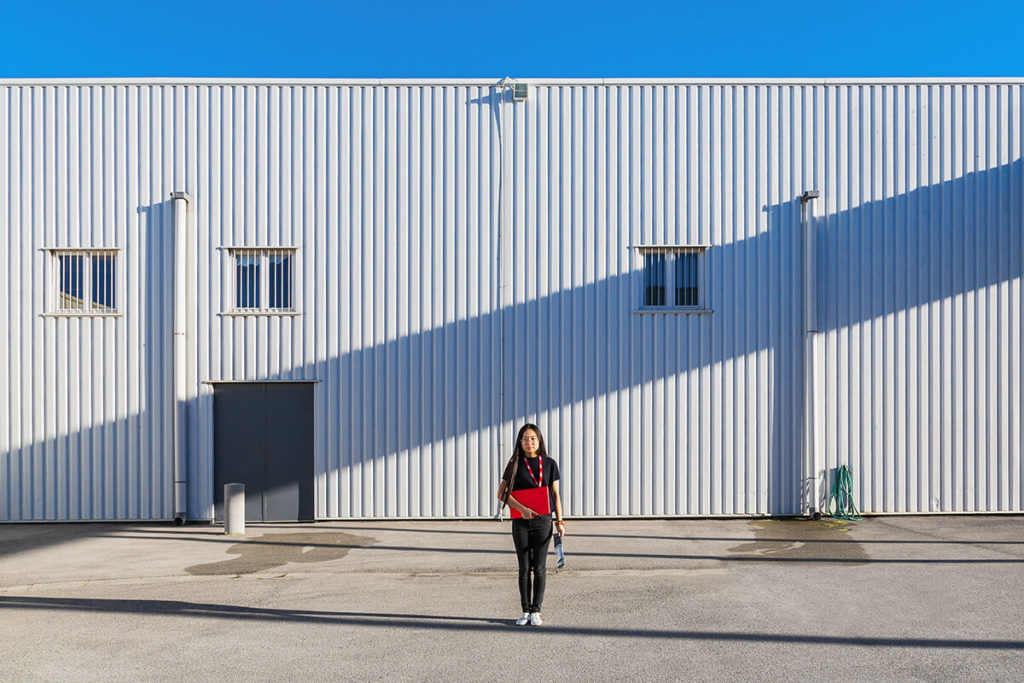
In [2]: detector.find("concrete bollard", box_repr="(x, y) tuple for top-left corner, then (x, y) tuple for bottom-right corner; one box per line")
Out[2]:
(224, 483), (245, 535)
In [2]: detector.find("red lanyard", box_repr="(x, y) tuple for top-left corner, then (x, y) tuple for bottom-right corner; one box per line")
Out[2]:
(523, 456), (543, 487)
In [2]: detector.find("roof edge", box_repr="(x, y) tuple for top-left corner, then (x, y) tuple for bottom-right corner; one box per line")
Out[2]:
(1, 77), (1023, 87)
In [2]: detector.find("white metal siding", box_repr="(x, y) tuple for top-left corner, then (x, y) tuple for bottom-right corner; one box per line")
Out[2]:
(503, 85), (808, 516)
(0, 85), (175, 520)
(816, 84), (1023, 512)
(1, 81), (1021, 521)
(185, 85), (506, 520)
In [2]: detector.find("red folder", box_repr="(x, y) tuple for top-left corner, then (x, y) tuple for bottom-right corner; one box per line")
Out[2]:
(510, 486), (551, 518)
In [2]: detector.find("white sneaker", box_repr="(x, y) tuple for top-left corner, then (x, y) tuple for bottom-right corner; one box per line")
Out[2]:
(515, 612), (530, 626)
(529, 612), (543, 626)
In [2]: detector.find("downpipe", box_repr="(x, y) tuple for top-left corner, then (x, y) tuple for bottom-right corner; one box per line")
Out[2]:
(800, 190), (823, 520)
(171, 191), (191, 525)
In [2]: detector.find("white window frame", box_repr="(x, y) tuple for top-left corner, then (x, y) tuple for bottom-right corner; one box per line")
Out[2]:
(634, 244), (712, 314)
(44, 248), (121, 317)
(225, 247), (299, 316)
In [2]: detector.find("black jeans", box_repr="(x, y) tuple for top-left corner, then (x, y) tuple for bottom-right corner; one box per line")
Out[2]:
(511, 515), (553, 613)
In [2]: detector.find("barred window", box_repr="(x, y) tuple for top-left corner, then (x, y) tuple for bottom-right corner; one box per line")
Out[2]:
(49, 249), (118, 315)
(637, 246), (709, 312)
(231, 248), (296, 313)
(643, 253), (667, 307)
(674, 251), (699, 307)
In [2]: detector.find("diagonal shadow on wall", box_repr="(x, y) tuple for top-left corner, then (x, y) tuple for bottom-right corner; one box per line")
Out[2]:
(2, 154), (1020, 522)
(275, 156), (1022, 518)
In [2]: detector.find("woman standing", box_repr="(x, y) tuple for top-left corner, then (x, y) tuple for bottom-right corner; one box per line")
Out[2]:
(496, 423), (566, 626)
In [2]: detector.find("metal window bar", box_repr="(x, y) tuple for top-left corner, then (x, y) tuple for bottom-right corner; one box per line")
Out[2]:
(268, 249), (292, 310)
(235, 250), (260, 310)
(675, 251), (699, 307)
(52, 250), (118, 314)
(56, 253), (85, 312)
(643, 253), (666, 307)
(234, 248), (295, 312)
(251, 251), (258, 309)
(91, 253), (115, 310)
(109, 253), (116, 309)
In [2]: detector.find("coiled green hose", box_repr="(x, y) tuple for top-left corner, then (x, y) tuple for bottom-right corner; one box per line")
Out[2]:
(826, 464), (863, 520)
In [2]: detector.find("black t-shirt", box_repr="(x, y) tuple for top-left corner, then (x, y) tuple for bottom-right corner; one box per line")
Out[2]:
(505, 455), (560, 514)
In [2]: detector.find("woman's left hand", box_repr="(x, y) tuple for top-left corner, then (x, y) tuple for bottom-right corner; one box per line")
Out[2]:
(556, 520), (566, 536)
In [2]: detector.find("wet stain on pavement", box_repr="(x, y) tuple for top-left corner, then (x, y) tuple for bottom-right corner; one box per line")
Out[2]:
(186, 531), (377, 576)
(726, 519), (870, 564)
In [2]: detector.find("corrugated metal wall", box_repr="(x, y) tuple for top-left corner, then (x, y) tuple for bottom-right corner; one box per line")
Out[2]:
(0, 85), (175, 520)
(1, 80), (1021, 521)
(192, 84), (508, 519)
(814, 84), (1023, 512)
(502, 84), (807, 516)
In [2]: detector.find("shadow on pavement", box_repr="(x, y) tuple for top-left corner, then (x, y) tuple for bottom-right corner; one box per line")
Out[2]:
(33, 530), (1023, 566)
(0, 596), (1022, 650)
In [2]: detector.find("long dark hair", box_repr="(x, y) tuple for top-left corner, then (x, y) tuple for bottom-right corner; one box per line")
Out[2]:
(512, 423), (548, 461)
(502, 423), (548, 485)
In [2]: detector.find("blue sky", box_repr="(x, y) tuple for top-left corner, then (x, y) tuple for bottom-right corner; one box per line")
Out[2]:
(1, 0), (1021, 78)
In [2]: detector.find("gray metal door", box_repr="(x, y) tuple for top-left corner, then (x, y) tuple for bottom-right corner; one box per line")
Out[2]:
(213, 383), (315, 522)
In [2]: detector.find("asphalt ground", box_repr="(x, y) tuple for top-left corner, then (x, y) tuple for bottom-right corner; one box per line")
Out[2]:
(1, 515), (1022, 681)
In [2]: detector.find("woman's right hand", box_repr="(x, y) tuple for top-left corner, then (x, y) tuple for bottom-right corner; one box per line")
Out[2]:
(520, 507), (536, 520)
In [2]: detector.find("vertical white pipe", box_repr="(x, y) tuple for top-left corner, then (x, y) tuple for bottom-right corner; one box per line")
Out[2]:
(171, 191), (191, 524)
(496, 82), (513, 516)
(802, 192), (823, 517)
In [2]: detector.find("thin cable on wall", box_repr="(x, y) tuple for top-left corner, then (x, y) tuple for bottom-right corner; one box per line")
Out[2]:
(493, 75), (514, 520)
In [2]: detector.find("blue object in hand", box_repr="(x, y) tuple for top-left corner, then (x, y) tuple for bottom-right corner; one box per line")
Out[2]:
(553, 532), (565, 569)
